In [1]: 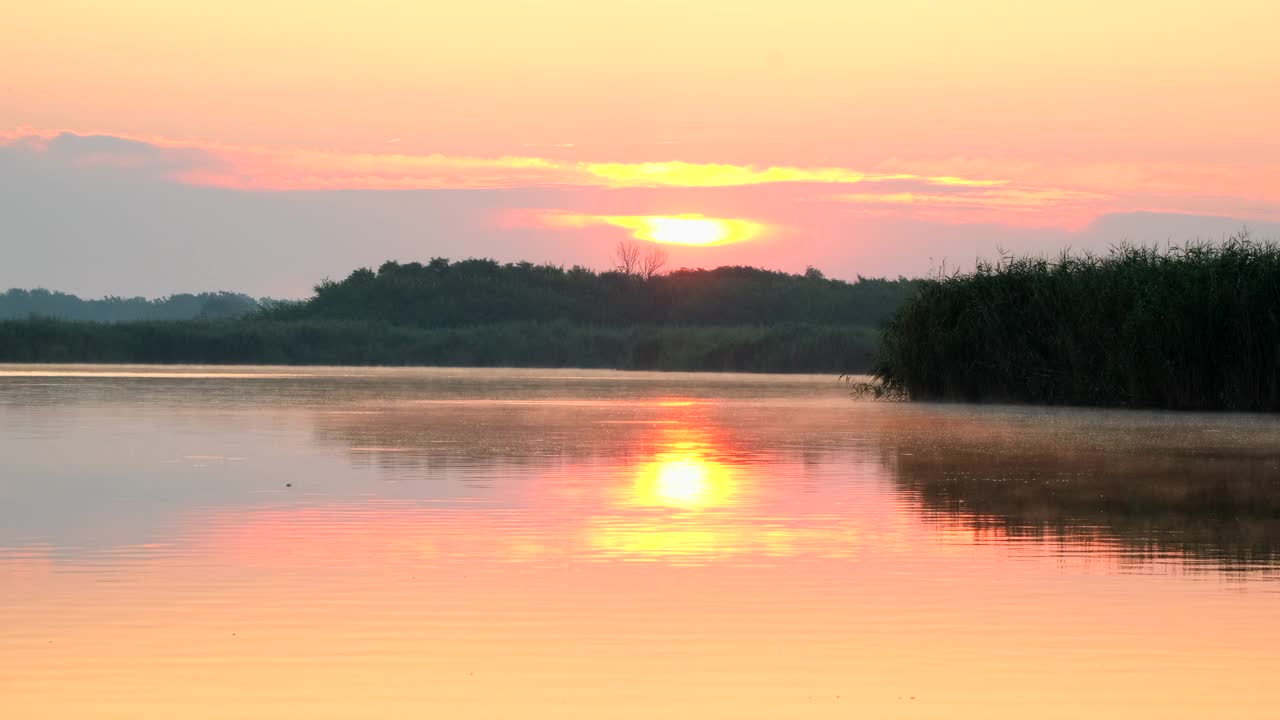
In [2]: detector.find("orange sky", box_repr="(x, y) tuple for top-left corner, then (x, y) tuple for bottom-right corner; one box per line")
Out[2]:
(3, 1), (1279, 295)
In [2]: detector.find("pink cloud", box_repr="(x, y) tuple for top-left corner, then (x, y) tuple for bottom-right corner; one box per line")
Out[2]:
(0, 127), (1028, 194)
(5, 126), (1280, 252)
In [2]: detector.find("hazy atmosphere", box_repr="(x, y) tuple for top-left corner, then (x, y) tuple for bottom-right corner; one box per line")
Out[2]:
(5, 4), (1280, 719)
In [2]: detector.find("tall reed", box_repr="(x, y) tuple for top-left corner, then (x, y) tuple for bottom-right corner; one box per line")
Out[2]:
(874, 233), (1280, 410)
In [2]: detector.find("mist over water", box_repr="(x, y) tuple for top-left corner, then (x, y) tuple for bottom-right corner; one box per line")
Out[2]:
(3, 366), (1279, 718)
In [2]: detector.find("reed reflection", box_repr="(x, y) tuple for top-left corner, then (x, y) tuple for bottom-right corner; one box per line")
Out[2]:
(875, 409), (1280, 574)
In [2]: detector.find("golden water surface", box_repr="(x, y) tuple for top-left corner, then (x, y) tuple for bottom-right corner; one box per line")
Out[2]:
(2, 366), (1279, 718)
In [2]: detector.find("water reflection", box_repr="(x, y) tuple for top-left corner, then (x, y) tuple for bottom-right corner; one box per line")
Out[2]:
(4, 367), (1279, 576)
(874, 409), (1280, 574)
(5, 368), (1280, 719)
(630, 428), (737, 509)
(302, 391), (1280, 574)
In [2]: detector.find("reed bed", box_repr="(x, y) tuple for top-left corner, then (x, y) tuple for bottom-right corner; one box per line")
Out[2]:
(874, 234), (1280, 410)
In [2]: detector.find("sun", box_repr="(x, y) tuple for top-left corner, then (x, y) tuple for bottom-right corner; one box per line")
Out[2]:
(638, 216), (731, 246)
(534, 210), (766, 246)
(604, 214), (764, 246)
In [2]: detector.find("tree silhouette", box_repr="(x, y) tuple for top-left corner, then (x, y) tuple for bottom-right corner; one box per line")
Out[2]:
(640, 245), (668, 280)
(614, 239), (642, 275)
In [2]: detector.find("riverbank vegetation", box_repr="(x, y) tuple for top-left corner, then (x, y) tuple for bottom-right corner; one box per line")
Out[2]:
(0, 318), (877, 372)
(1, 258), (914, 372)
(263, 259), (917, 328)
(0, 289), (262, 322)
(874, 235), (1280, 410)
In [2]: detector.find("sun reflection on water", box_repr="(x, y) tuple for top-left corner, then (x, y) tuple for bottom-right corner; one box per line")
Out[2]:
(633, 448), (736, 510)
(589, 422), (768, 561)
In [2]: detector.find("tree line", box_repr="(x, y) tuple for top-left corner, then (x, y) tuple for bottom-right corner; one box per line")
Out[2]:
(0, 288), (262, 323)
(265, 258), (921, 328)
(0, 318), (879, 373)
(2, 256), (919, 373)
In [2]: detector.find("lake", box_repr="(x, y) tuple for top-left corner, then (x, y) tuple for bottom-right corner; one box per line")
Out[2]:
(2, 365), (1279, 718)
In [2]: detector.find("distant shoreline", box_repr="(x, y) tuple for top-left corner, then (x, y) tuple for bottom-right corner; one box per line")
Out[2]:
(2, 259), (912, 375)
(0, 318), (879, 374)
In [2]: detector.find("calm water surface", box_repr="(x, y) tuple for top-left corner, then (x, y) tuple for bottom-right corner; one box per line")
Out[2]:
(2, 365), (1279, 718)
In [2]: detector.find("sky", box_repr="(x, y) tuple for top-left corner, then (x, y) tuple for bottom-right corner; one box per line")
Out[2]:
(3, 0), (1279, 297)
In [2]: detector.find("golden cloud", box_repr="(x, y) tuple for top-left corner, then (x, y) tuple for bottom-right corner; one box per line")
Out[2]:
(3, 127), (1015, 193)
(539, 211), (767, 246)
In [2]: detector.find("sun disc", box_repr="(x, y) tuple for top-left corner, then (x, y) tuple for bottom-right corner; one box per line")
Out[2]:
(602, 214), (764, 246)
